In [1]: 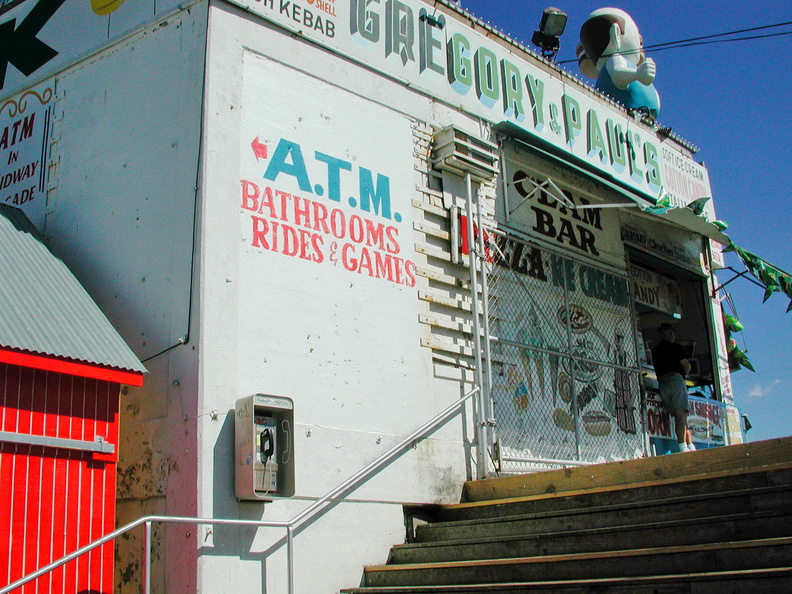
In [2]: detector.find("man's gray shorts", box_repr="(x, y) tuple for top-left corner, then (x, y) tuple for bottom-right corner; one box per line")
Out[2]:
(658, 372), (689, 414)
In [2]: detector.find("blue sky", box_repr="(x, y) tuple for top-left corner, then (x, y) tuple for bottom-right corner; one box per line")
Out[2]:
(458, 0), (792, 443)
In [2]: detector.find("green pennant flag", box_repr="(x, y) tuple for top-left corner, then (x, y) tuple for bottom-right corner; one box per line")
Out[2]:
(728, 243), (792, 312)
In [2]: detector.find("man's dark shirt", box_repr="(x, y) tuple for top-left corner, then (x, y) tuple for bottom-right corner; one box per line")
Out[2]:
(652, 339), (687, 378)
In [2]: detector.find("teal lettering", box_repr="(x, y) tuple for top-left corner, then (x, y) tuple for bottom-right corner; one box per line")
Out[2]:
(385, 0), (414, 65)
(644, 141), (662, 190)
(446, 33), (472, 93)
(500, 59), (524, 121)
(606, 119), (627, 172)
(586, 109), (607, 162)
(315, 152), (352, 202)
(418, 9), (444, 75)
(627, 131), (644, 183)
(475, 47), (499, 107)
(524, 74), (545, 130)
(350, 0), (380, 44)
(264, 139), (312, 192)
(562, 94), (581, 147)
(359, 168), (392, 219)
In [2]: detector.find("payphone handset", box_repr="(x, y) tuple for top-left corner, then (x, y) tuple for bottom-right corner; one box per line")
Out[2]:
(255, 415), (276, 461)
(279, 419), (291, 465)
(254, 415), (278, 492)
(235, 394), (294, 500)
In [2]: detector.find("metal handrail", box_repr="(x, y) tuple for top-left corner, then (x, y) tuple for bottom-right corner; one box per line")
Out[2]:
(0, 387), (478, 594)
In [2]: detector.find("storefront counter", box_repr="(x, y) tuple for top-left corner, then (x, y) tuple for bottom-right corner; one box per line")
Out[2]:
(646, 390), (727, 454)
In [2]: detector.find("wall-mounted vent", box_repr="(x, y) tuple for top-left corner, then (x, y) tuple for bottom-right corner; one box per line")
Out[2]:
(431, 127), (499, 181)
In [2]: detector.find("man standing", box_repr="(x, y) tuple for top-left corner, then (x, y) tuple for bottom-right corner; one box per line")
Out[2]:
(652, 323), (694, 452)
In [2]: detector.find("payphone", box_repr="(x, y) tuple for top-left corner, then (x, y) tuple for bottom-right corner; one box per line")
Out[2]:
(235, 394), (294, 500)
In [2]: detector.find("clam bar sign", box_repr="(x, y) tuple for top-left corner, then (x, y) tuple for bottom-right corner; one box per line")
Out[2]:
(232, 0), (710, 206)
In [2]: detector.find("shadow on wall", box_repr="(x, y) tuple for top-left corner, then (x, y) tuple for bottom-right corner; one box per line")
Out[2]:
(206, 411), (277, 588)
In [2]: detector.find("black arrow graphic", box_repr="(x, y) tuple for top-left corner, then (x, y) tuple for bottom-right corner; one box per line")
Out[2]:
(0, 0), (67, 90)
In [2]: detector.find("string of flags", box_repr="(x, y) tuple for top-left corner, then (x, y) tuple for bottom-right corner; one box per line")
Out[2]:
(644, 193), (792, 312)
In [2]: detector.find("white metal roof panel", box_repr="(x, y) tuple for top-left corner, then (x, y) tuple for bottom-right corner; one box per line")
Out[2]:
(0, 204), (146, 375)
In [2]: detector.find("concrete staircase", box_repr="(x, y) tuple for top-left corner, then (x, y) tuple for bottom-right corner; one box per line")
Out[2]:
(343, 436), (792, 593)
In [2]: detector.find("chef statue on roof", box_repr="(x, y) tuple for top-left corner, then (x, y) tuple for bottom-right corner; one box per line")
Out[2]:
(577, 8), (661, 120)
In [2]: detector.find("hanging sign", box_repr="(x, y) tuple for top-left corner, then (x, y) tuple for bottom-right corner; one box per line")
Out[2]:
(620, 211), (705, 273)
(0, 84), (52, 228)
(628, 262), (682, 317)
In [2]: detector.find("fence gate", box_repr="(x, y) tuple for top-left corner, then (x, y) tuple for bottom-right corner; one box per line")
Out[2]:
(482, 227), (647, 472)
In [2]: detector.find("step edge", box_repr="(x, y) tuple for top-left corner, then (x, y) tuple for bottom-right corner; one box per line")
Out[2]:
(421, 484), (791, 530)
(365, 536), (792, 573)
(397, 509), (792, 552)
(343, 567), (792, 593)
(463, 438), (792, 504)
(454, 461), (792, 509)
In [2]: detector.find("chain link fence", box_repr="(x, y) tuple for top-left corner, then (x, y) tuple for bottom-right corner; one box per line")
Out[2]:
(483, 227), (646, 471)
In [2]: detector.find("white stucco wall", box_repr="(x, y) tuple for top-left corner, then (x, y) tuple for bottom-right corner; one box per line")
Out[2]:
(195, 3), (478, 592)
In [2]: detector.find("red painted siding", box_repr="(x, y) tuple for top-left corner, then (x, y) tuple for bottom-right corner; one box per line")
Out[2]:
(0, 363), (120, 594)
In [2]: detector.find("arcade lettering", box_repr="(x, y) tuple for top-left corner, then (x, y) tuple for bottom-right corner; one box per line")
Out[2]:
(0, 110), (43, 206)
(0, 161), (37, 190)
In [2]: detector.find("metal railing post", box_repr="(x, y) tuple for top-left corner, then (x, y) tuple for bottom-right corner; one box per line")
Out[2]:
(477, 204), (495, 466)
(287, 525), (295, 594)
(465, 172), (487, 480)
(144, 520), (152, 594)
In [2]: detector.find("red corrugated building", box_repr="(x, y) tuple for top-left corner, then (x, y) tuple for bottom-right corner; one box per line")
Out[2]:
(0, 205), (145, 593)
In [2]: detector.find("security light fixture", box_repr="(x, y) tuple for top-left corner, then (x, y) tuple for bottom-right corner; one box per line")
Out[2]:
(531, 7), (568, 59)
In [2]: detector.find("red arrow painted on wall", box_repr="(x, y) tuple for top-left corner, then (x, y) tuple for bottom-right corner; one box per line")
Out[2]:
(251, 137), (268, 161)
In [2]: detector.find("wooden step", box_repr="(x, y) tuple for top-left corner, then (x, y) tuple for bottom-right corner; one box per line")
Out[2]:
(362, 538), (792, 588)
(416, 484), (790, 543)
(463, 437), (792, 503)
(441, 463), (792, 523)
(392, 510), (792, 564)
(343, 567), (792, 593)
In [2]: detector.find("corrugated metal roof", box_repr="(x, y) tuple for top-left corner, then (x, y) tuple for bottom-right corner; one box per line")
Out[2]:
(0, 204), (146, 375)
